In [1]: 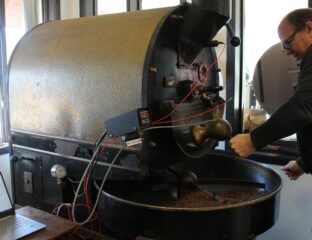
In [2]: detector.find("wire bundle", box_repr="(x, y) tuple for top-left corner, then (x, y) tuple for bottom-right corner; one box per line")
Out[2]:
(151, 43), (226, 126)
(52, 133), (126, 239)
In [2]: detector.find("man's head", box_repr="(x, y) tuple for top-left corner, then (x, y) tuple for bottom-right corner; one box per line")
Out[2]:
(278, 8), (312, 60)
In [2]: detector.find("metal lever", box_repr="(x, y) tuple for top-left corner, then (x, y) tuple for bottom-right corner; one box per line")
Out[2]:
(192, 118), (232, 144)
(198, 85), (224, 93)
(225, 23), (241, 47)
(176, 80), (223, 100)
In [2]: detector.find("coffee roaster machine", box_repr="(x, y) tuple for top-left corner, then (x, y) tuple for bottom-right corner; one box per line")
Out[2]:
(8, 0), (281, 239)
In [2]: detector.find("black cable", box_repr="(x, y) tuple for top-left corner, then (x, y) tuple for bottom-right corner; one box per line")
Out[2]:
(95, 132), (107, 148)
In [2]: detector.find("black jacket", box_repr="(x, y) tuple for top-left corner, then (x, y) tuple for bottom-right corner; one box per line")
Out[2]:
(250, 44), (312, 173)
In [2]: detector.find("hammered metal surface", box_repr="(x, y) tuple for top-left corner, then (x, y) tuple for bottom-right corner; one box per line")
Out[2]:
(9, 7), (174, 141)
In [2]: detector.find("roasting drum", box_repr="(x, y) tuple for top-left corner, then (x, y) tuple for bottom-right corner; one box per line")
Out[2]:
(9, 7), (175, 141)
(9, 2), (229, 161)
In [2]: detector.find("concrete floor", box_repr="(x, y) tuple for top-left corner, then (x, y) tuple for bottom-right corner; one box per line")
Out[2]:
(258, 164), (312, 240)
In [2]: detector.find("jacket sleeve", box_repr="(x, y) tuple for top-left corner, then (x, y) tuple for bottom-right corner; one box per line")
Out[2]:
(296, 157), (309, 173)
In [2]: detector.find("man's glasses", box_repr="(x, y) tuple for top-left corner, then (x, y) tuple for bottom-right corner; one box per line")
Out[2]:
(282, 23), (306, 51)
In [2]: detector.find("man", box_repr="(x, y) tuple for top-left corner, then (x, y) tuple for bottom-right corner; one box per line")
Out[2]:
(230, 8), (312, 180)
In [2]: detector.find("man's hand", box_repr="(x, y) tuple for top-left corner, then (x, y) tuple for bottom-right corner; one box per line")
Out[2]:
(229, 134), (256, 157)
(281, 161), (304, 180)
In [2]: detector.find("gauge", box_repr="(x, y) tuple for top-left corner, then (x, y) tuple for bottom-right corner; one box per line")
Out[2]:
(51, 164), (67, 179)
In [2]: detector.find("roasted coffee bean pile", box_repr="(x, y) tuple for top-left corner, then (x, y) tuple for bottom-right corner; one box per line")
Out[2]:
(163, 189), (268, 208)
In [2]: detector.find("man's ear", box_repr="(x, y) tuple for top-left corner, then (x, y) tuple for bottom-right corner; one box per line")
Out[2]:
(306, 21), (312, 31)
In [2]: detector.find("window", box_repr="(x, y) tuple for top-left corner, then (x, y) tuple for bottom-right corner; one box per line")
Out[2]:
(142, 0), (180, 10)
(5, 0), (25, 59)
(0, 0), (26, 143)
(242, 0), (308, 140)
(97, 0), (127, 15)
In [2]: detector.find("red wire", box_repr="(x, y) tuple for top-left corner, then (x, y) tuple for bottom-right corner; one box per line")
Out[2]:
(82, 137), (118, 211)
(80, 136), (119, 234)
(68, 204), (100, 240)
(154, 97), (232, 125)
(152, 80), (201, 125)
(151, 44), (225, 125)
(83, 177), (91, 210)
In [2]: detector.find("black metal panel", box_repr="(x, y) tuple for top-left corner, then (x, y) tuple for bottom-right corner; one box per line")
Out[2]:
(12, 146), (89, 211)
(141, 4), (227, 172)
(12, 132), (57, 152)
(12, 149), (44, 209)
(41, 155), (81, 207)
